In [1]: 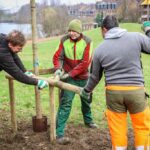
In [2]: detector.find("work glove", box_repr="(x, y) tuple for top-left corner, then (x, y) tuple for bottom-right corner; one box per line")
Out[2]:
(80, 88), (91, 100)
(24, 71), (35, 77)
(142, 21), (150, 35)
(60, 73), (69, 80)
(37, 80), (48, 90)
(54, 69), (63, 77)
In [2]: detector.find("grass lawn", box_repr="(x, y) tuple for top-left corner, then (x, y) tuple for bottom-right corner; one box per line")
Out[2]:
(0, 23), (150, 127)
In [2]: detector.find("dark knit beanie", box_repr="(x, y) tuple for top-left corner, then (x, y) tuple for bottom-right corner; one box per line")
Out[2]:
(68, 19), (82, 33)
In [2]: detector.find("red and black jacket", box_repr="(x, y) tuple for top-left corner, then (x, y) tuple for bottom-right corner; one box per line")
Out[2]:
(53, 34), (93, 80)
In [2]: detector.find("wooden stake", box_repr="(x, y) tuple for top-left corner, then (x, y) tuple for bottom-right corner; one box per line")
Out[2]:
(6, 75), (81, 95)
(8, 79), (17, 133)
(49, 84), (56, 141)
(6, 74), (81, 139)
(30, 0), (42, 119)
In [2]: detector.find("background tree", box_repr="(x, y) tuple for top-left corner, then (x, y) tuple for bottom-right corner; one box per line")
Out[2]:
(40, 7), (57, 37)
(95, 12), (103, 27)
(50, 0), (61, 6)
(117, 0), (139, 22)
(16, 4), (31, 23)
(0, 9), (4, 21)
(40, 5), (69, 37)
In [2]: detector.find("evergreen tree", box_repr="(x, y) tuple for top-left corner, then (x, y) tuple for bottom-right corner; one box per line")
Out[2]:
(95, 12), (103, 27)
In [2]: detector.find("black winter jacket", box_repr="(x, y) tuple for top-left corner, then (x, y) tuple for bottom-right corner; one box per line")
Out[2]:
(0, 34), (38, 85)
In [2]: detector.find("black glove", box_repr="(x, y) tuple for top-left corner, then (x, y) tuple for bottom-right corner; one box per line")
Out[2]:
(80, 88), (93, 103)
(80, 88), (90, 100)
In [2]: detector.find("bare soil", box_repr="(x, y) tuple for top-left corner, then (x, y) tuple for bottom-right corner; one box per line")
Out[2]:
(0, 109), (135, 150)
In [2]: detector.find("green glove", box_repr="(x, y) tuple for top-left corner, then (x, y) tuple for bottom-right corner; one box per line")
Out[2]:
(38, 80), (48, 90)
(60, 73), (69, 80)
(54, 69), (63, 77)
(80, 88), (90, 100)
(24, 71), (34, 77)
(142, 21), (150, 34)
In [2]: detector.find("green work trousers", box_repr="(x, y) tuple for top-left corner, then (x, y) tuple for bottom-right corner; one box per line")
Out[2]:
(56, 77), (93, 137)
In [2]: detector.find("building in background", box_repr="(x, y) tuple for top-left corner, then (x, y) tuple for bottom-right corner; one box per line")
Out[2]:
(95, 0), (118, 17)
(67, 0), (119, 18)
(140, 0), (150, 22)
(67, 3), (96, 17)
(67, 0), (118, 31)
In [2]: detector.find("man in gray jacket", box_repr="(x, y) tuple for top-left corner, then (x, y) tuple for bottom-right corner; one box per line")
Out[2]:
(81, 15), (150, 150)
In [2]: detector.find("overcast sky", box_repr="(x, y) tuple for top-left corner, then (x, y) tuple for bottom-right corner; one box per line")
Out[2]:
(0, 0), (96, 11)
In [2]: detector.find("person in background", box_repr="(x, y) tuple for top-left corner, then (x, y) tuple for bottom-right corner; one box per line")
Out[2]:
(53, 19), (98, 145)
(0, 30), (48, 89)
(81, 15), (150, 150)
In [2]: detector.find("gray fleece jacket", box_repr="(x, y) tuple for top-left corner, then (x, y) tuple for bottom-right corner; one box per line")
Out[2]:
(85, 27), (150, 92)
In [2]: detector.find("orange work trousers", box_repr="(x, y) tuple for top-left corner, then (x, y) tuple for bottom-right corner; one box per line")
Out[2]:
(106, 107), (150, 150)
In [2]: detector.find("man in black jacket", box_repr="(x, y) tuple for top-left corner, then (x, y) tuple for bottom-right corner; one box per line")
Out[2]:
(0, 30), (48, 89)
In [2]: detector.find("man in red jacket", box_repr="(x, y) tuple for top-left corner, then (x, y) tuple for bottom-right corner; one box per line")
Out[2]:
(53, 19), (97, 144)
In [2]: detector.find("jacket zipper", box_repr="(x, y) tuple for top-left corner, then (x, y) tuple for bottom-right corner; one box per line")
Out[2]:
(74, 43), (76, 60)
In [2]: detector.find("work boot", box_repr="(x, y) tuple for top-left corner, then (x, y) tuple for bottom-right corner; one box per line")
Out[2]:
(85, 122), (98, 128)
(56, 136), (70, 145)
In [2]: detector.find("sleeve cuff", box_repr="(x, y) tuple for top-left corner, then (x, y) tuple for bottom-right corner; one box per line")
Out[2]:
(84, 88), (90, 93)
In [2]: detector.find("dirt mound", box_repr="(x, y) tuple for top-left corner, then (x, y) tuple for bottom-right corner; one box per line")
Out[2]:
(0, 122), (134, 150)
(0, 108), (134, 150)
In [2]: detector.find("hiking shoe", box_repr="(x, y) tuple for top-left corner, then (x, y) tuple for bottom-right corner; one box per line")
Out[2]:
(85, 122), (98, 128)
(56, 136), (70, 145)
